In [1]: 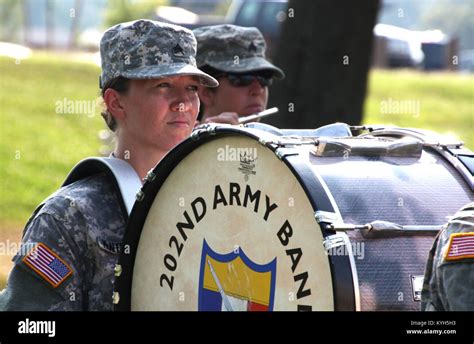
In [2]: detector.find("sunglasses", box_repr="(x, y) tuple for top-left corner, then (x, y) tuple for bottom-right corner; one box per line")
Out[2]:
(218, 73), (273, 88)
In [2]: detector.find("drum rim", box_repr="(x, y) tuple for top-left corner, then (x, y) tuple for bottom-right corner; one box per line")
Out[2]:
(114, 126), (357, 311)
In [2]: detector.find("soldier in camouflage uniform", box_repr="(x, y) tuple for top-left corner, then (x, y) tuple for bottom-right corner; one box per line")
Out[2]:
(193, 24), (285, 124)
(0, 19), (217, 311)
(421, 202), (474, 311)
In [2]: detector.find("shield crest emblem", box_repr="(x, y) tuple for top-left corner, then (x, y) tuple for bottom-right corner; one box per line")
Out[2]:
(198, 239), (276, 311)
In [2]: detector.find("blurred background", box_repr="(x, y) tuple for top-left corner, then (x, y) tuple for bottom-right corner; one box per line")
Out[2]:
(0, 0), (473, 288)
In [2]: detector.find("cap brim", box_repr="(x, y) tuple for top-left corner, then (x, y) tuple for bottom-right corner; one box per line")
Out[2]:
(206, 57), (285, 79)
(121, 63), (219, 87)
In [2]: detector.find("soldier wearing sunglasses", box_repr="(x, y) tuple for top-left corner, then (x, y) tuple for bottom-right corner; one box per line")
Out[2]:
(193, 24), (285, 125)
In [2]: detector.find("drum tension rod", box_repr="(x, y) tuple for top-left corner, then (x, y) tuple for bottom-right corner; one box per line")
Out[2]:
(422, 142), (464, 149)
(328, 221), (442, 235)
(349, 125), (385, 132)
(328, 223), (368, 231)
(260, 139), (318, 147)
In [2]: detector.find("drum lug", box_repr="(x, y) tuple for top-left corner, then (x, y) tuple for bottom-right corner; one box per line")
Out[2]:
(112, 291), (120, 305)
(275, 147), (299, 160)
(145, 170), (156, 183)
(114, 264), (122, 277)
(136, 190), (145, 202)
(323, 234), (346, 251)
(314, 210), (338, 224)
(190, 130), (201, 141)
(191, 124), (217, 141)
(206, 125), (217, 135)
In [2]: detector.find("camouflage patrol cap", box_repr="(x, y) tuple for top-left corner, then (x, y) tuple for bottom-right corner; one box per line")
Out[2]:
(100, 19), (218, 88)
(193, 24), (284, 79)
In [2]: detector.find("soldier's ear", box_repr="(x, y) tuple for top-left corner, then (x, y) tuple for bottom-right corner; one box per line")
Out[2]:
(198, 87), (215, 108)
(104, 88), (126, 122)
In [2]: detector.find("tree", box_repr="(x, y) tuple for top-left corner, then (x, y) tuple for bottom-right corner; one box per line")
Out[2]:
(0, 0), (23, 43)
(267, 0), (380, 129)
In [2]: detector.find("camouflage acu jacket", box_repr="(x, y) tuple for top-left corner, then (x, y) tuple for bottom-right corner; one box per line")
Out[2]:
(0, 172), (126, 311)
(421, 202), (474, 311)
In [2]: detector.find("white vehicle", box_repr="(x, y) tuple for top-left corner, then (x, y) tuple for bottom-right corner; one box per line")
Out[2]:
(374, 24), (424, 67)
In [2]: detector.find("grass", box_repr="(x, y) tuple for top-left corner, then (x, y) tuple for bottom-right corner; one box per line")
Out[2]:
(0, 53), (105, 224)
(0, 52), (473, 289)
(364, 69), (473, 149)
(0, 52), (106, 288)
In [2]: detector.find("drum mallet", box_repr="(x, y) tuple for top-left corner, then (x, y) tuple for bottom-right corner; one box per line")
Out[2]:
(238, 107), (279, 124)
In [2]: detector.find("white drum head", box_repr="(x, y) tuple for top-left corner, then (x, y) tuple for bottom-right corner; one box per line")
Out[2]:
(131, 135), (334, 311)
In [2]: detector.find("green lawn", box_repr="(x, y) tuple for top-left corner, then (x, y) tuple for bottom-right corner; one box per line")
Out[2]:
(0, 53), (105, 226)
(364, 69), (473, 149)
(0, 54), (473, 227)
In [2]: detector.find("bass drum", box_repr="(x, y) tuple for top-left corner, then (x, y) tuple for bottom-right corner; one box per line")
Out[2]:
(114, 124), (473, 311)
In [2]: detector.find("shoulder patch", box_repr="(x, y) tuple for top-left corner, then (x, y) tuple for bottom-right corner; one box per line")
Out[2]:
(22, 243), (73, 288)
(445, 232), (474, 261)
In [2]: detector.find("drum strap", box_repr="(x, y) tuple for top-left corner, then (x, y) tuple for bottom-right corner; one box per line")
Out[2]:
(22, 157), (142, 239)
(62, 157), (142, 216)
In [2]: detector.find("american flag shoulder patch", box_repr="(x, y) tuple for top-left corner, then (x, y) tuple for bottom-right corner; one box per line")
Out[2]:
(22, 243), (73, 288)
(445, 232), (474, 261)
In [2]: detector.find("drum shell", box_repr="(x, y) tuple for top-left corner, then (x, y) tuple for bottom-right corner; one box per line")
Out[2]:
(311, 145), (473, 310)
(115, 126), (473, 311)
